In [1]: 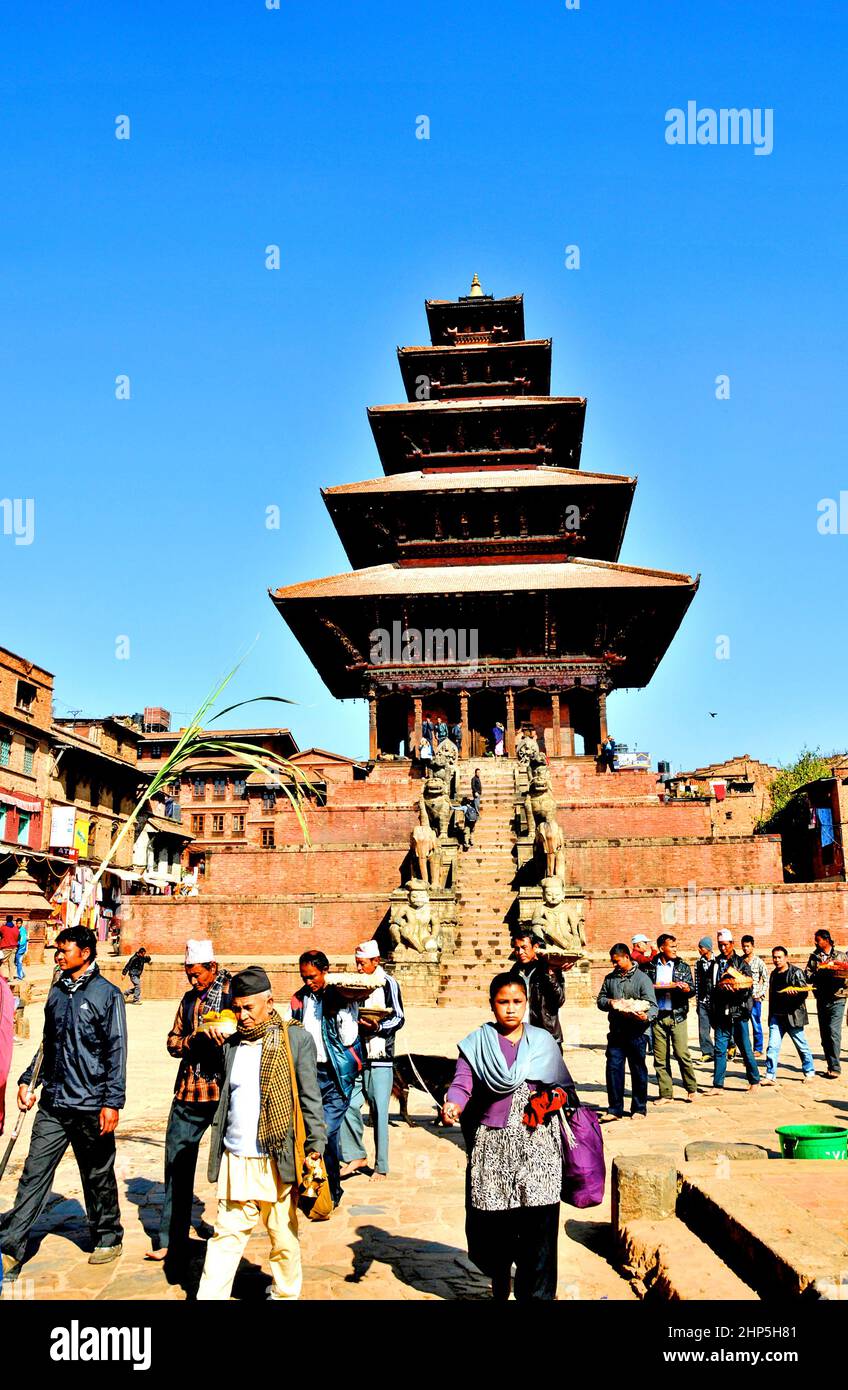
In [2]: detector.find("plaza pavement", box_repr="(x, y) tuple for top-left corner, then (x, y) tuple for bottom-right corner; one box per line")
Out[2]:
(1, 964), (846, 1302)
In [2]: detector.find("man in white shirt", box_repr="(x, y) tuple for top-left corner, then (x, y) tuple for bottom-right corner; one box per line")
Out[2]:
(643, 935), (699, 1105)
(196, 966), (327, 1301)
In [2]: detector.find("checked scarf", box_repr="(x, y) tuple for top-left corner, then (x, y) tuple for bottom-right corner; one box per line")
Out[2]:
(236, 1009), (294, 1159)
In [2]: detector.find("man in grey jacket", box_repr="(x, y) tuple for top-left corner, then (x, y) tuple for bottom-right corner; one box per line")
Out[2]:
(597, 943), (658, 1122)
(196, 966), (327, 1301)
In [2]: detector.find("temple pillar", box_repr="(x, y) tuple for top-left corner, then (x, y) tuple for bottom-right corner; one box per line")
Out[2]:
(560, 692), (575, 756)
(413, 696), (423, 755)
(505, 688), (516, 758)
(459, 690), (469, 760)
(368, 690), (378, 760)
(598, 689), (608, 747)
(551, 692), (561, 757)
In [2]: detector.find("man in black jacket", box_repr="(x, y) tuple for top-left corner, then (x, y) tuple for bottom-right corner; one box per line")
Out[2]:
(643, 934), (698, 1104)
(804, 930), (848, 1078)
(707, 930), (760, 1091)
(0, 925), (127, 1283)
(509, 930), (568, 1047)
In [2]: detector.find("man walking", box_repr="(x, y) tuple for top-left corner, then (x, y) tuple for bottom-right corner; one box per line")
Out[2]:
(805, 929), (848, 1078)
(643, 934), (698, 1104)
(509, 929), (569, 1048)
(145, 940), (233, 1269)
(761, 946), (815, 1086)
(707, 930), (760, 1092)
(0, 915), (19, 980)
(596, 943), (657, 1122)
(459, 796), (479, 851)
(741, 935), (767, 1057)
(196, 966), (326, 1301)
(339, 941), (405, 1181)
(14, 918), (27, 981)
(0, 925), (126, 1283)
(121, 944), (151, 1005)
(694, 937), (715, 1062)
(471, 767), (482, 809)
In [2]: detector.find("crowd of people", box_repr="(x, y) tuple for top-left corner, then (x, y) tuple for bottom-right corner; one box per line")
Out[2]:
(596, 927), (847, 1119)
(0, 917), (844, 1302)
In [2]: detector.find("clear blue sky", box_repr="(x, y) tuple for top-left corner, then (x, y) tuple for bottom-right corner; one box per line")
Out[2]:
(1, 0), (845, 771)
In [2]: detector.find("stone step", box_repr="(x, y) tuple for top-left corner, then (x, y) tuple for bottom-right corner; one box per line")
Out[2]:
(620, 1217), (759, 1301)
(677, 1161), (848, 1297)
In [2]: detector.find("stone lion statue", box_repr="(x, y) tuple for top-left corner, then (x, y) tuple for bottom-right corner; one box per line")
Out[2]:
(524, 759), (557, 832)
(419, 758), (453, 839)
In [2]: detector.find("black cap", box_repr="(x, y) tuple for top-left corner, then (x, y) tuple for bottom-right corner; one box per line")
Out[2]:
(231, 965), (272, 997)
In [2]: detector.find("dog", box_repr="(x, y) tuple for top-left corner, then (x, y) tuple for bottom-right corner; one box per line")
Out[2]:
(392, 1054), (455, 1126)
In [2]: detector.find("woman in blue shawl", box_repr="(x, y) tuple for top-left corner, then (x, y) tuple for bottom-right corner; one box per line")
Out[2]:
(442, 973), (575, 1301)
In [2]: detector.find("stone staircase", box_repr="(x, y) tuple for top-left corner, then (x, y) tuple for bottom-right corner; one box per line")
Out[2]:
(437, 760), (518, 1007)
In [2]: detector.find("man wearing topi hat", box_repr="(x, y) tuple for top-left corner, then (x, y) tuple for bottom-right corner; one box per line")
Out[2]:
(145, 940), (232, 1269)
(339, 941), (405, 1181)
(196, 965), (326, 1301)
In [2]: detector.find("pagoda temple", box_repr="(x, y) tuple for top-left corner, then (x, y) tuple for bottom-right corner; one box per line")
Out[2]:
(272, 279), (699, 761)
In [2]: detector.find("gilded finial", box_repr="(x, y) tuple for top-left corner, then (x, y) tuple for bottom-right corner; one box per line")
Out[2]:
(469, 273), (484, 297)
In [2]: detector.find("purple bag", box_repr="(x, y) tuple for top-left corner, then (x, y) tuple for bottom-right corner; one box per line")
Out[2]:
(559, 1106), (606, 1208)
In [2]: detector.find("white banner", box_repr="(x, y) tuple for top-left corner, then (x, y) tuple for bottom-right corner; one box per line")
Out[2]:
(49, 804), (76, 849)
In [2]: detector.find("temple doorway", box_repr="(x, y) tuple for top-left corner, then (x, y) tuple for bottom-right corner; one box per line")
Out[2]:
(376, 693), (410, 758)
(468, 690), (506, 759)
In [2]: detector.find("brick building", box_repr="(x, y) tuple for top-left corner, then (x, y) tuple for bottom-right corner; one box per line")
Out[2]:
(0, 645), (52, 853)
(665, 755), (779, 837)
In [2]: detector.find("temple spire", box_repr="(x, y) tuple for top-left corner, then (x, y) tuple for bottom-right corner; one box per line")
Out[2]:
(468, 273), (484, 297)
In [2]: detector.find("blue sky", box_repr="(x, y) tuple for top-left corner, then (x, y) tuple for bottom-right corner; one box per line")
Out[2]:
(1, 0), (845, 770)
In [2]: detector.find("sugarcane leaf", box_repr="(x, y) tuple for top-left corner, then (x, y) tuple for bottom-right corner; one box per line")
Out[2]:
(209, 696), (297, 723)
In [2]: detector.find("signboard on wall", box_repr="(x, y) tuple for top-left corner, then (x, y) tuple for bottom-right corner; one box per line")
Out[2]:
(614, 751), (651, 770)
(49, 805), (75, 849)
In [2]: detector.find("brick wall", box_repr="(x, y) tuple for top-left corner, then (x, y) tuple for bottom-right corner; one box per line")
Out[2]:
(565, 835), (784, 889)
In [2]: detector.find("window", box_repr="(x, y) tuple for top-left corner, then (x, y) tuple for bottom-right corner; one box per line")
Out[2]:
(15, 680), (36, 713)
(17, 812), (30, 845)
(213, 777), (227, 801)
(23, 740), (35, 775)
(191, 814), (205, 834)
(0, 808), (6, 840)
(233, 777), (247, 800)
(232, 813), (245, 834)
(262, 789), (277, 812)
(192, 778), (206, 800)
(147, 742), (161, 759)
(0, 730), (10, 767)
(212, 814), (225, 834)
(261, 827), (275, 848)
(298, 906), (314, 931)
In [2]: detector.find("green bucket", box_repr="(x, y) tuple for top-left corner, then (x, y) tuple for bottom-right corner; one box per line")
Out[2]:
(776, 1125), (848, 1160)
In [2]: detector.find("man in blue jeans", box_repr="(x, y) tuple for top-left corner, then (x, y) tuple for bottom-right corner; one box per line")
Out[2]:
(706, 930), (760, 1092)
(596, 943), (658, 1122)
(340, 941), (405, 1181)
(761, 946), (815, 1085)
(741, 934), (767, 1057)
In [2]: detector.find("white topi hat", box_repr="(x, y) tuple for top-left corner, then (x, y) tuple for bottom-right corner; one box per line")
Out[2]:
(631, 934), (649, 945)
(185, 939), (215, 966)
(354, 940), (380, 960)
(717, 930), (734, 943)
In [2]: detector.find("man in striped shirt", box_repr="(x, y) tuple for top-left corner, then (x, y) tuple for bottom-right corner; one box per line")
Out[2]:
(145, 940), (232, 1270)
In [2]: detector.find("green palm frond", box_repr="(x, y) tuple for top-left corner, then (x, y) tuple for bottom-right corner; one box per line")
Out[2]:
(68, 663), (311, 926)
